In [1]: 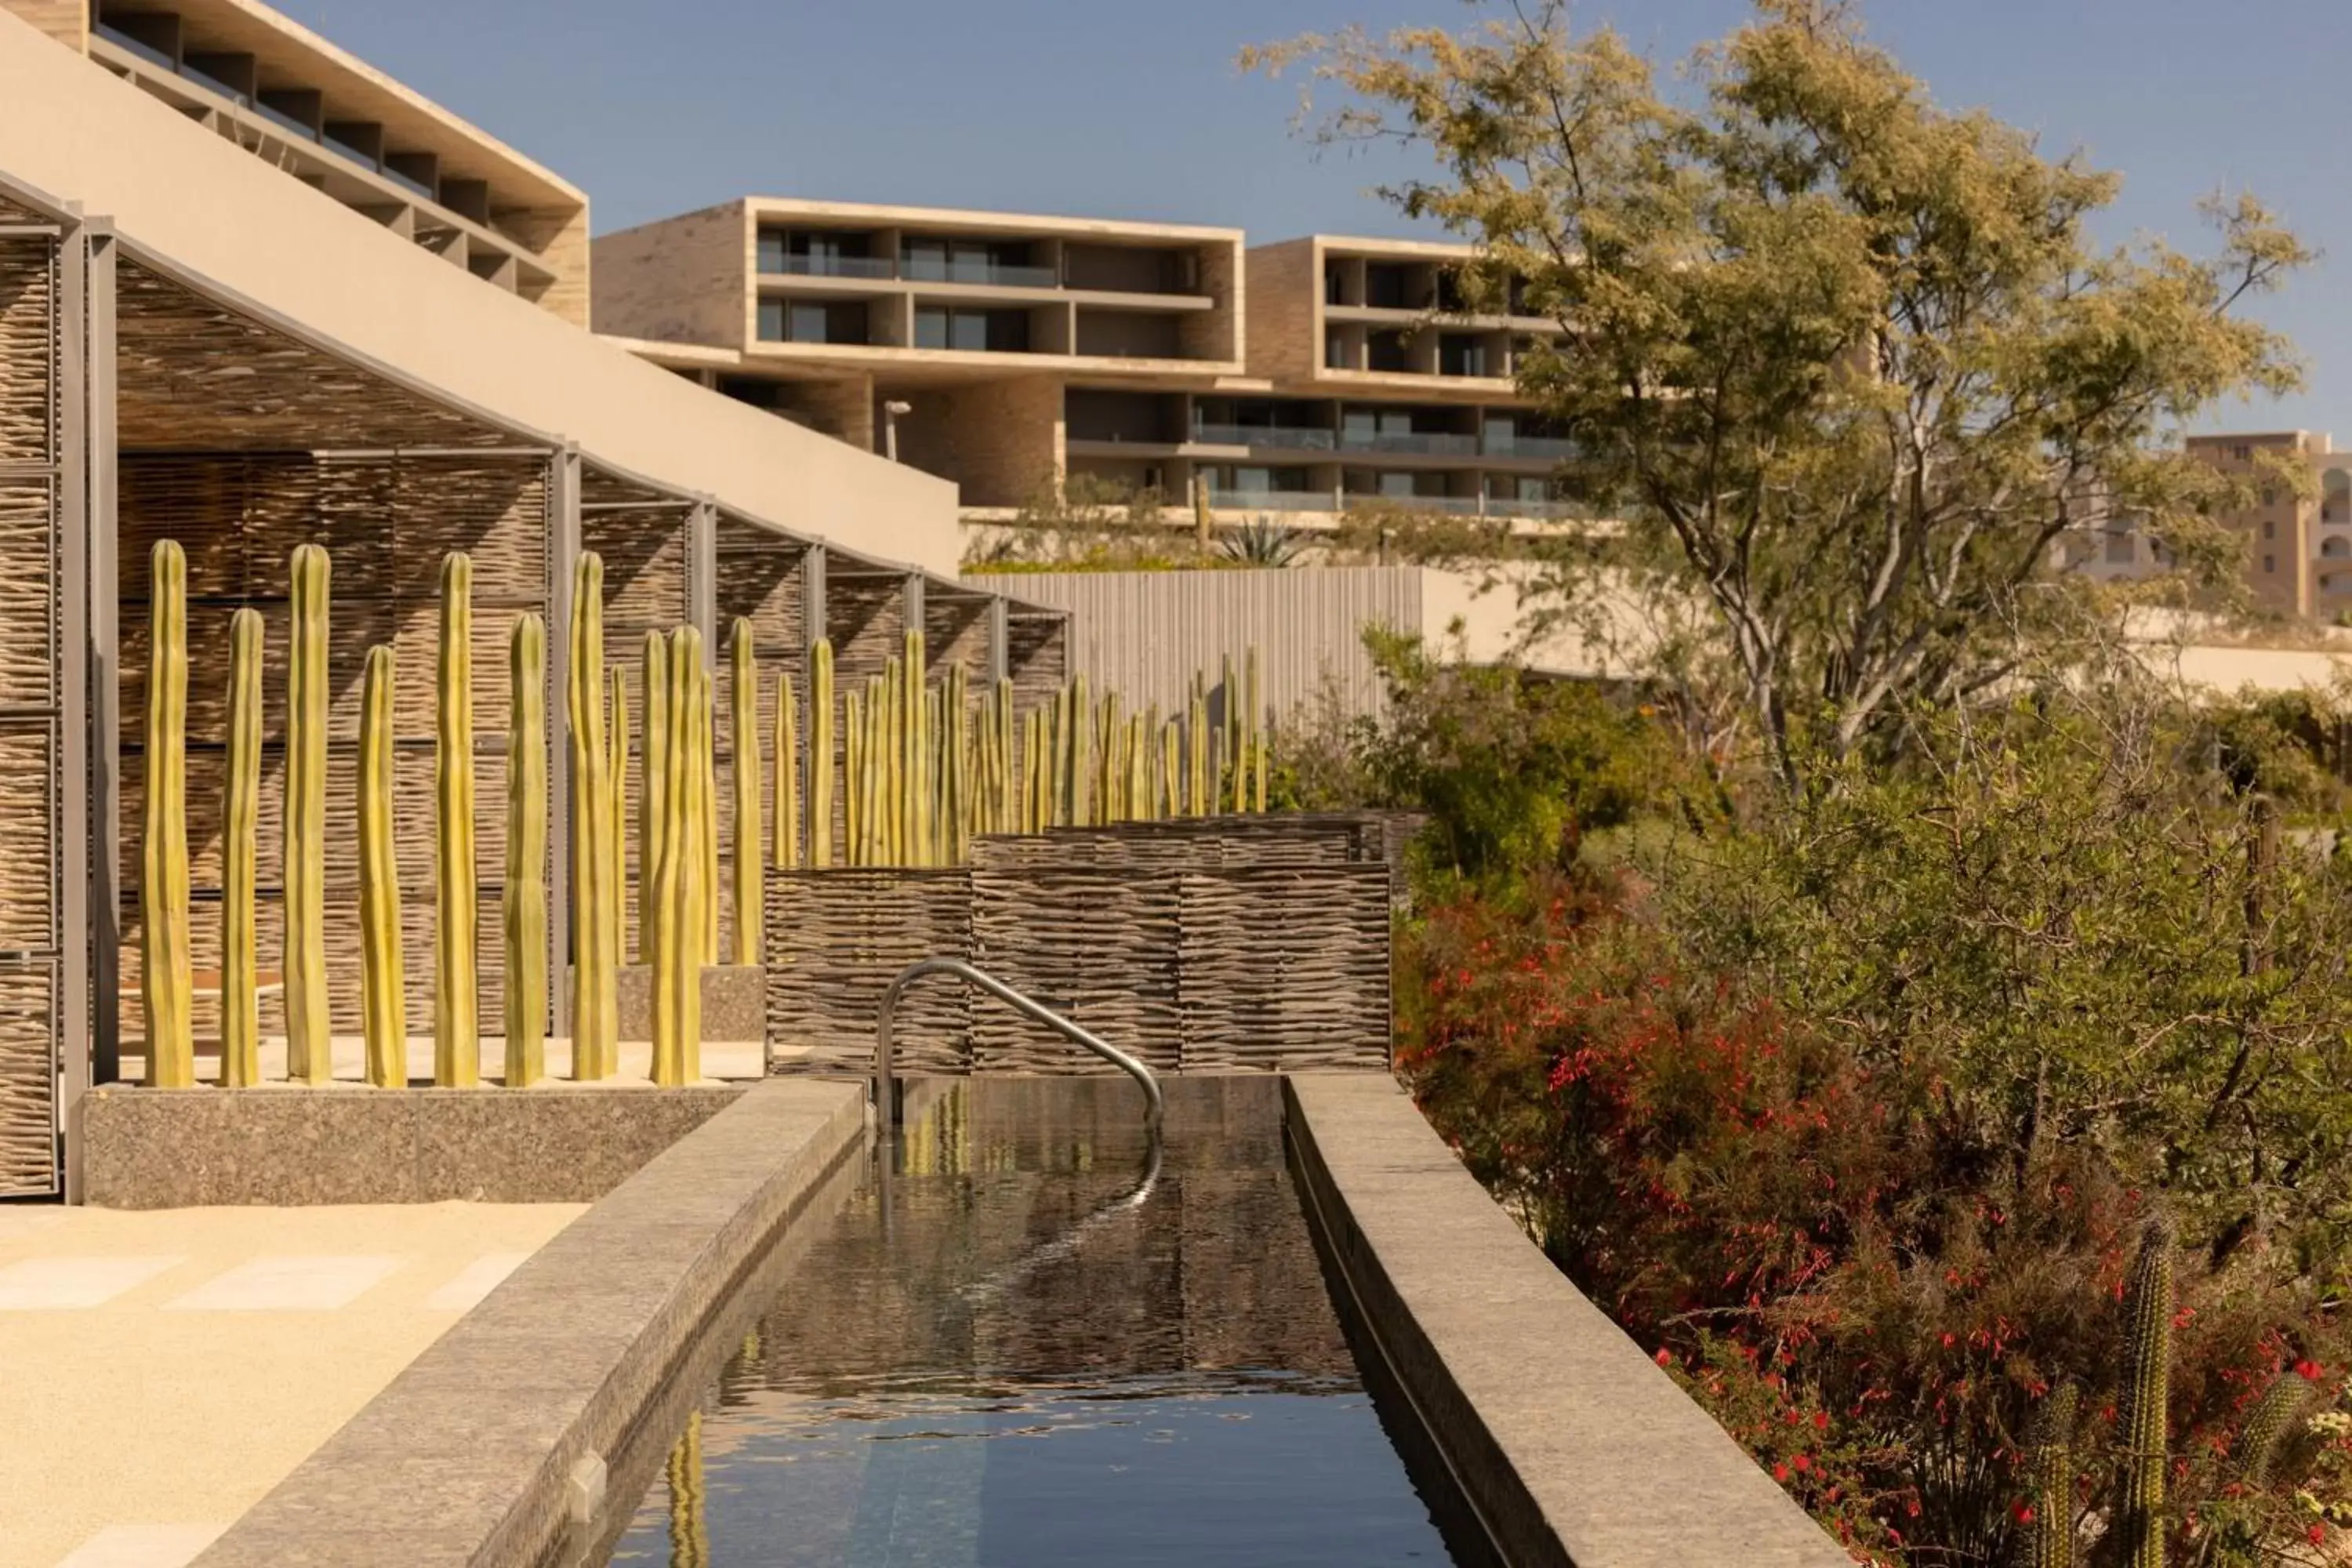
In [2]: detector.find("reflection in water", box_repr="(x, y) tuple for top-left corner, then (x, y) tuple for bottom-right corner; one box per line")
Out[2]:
(606, 1080), (1454, 1567)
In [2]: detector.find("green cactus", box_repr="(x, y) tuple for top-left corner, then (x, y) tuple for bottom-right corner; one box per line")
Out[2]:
(808, 639), (834, 869)
(774, 670), (800, 870)
(1022, 709), (1045, 835)
(220, 606), (263, 1088)
(358, 644), (405, 1088)
(2234, 1373), (2317, 1491)
(434, 553), (478, 1088)
(567, 551), (615, 1081)
(640, 631), (670, 964)
(843, 687), (866, 866)
(1188, 682), (1209, 818)
(1243, 644), (1262, 812)
(2114, 1216), (2176, 1568)
(504, 613), (547, 1089)
(608, 666), (628, 973)
(2022, 1381), (2078, 1568)
(652, 626), (702, 1087)
(904, 630), (927, 863)
(1220, 651), (1238, 803)
(284, 543), (332, 1083)
(1161, 720), (1181, 823)
(730, 620), (761, 965)
(699, 664), (720, 965)
(140, 539), (192, 1089)
(1254, 728), (1270, 813)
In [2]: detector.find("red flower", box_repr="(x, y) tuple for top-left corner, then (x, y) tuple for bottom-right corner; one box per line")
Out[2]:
(1813, 1410), (1830, 1431)
(1792, 1454), (1812, 1473)
(1773, 1462), (1791, 1483)
(2310, 1523), (2328, 1547)
(1654, 1347), (1674, 1368)
(2296, 1359), (2325, 1382)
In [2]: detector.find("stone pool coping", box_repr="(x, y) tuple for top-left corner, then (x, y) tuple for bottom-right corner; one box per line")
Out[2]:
(189, 1078), (868, 1568)
(1285, 1073), (1852, 1568)
(81, 1083), (749, 1207)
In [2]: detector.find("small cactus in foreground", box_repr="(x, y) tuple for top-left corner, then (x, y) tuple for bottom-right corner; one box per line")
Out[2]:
(434, 553), (478, 1088)
(640, 631), (670, 964)
(774, 669), (800, 870)
(2022, 1381), (2079, 1568)
(730, 619), (761, 965)
(652, 626), (702, 1087)
(140, 539), (192, 1089)
(504, 614), (547, 1088)
(220, 606), (263, 1088)
(567, 552), (615, 1080)
(2113, 1215), (2176, 1568)
(808, 638), (834, 868)
(358, 645), (405, 1088)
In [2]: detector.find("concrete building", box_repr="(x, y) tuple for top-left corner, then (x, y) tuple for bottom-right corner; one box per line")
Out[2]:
(596, 205), (1579, 528)
(36, 0), (592, 322)
(2182, 430), (2352, 618)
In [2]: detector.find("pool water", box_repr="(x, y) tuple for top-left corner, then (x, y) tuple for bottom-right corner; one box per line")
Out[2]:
(604, 1079), (1458, 1567)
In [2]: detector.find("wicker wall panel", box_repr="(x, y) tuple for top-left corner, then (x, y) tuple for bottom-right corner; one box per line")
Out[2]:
(969, 859), (1183, 1075)
(584, 506), (688, 650)
(1007, 614), (1068, 715)
(0, 963), (58, 1195)
(825, 576), (905, 686)
(0, 236), (54, 465)
(0, 720), (56, 953)
(0, 479), (55, 709)
(924, 595), (991, 681)
(1178, 866), (1391, 1071)
(764, 869), (971, 1075)
(714, 520), (807, 651)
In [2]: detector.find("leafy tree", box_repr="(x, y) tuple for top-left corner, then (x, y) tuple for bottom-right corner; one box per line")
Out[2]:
(1247, 1), (2309, 788)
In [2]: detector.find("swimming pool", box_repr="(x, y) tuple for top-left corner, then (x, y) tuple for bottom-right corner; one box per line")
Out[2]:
(601, 1077), (1461, 1566)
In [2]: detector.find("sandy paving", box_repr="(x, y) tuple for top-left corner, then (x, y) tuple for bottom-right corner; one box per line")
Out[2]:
(0, 1200), (583, 1568)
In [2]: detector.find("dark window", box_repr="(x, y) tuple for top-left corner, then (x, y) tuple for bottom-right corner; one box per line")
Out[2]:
(1439, 336), (1489, 377)
(2264, 554), (2276, 573)
(1325, 330), (1349, 369)
(1324, 267), (1345, 304)
(760, 298), (868, 344)
(2263, 520), (2275, 541)
(1365, 264), (1410, 309)
(1367, 330), (1411, 372)
(916, 307), (1029, 353)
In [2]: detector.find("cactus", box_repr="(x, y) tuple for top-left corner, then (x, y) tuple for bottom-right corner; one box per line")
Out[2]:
(1188, 681), (1210, 817)
(434, 554), (479, 1088)
(504, 614), (548, 1088)
(2235, 1373), (2316, 1491)
(843, 688), (866, 866)
(904, 630), (927, 863)
(608, 666), (628, 971)
(1022, 710), (1045, 835)
(1254, 728), (1270, 813)
(729, 621), (762, 964)
(284, 543), (332, 1083)
(666, 1409), (709, 1568)
(774, 670), (800, 870)
(808, 639), (834, 868)
(1245, 644), (1265, 812)
(220, 607), (263, 1088)
(2023, 1382), (2079, 1568)
(2114, 1216), (2176, 1568)
(140, 540), (193, 1089)
(358, 644), (405, 1088)
(640, 633), (670, 964)
(1161, 720), (1181, 823)
(699, 666), (720, 964)
(566, 552), (615, 1081)
(652, 626), (702, 1087)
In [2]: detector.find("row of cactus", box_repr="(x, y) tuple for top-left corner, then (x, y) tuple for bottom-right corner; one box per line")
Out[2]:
(649, 626), (705, 1087)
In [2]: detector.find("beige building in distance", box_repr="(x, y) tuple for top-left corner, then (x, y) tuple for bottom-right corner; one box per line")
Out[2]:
(2179, 430), (2352, 618)
(596, 204), (1581, 528)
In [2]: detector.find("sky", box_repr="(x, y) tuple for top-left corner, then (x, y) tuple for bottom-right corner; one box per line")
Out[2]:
(277, 0), (2346, 437)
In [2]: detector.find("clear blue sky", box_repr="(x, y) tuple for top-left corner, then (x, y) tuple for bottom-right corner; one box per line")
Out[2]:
(281, 0), (2343, 436)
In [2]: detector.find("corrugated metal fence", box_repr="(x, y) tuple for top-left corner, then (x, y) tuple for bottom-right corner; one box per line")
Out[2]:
(966, 568), (1423, 724)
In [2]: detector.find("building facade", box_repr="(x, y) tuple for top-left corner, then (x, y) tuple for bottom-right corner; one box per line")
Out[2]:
(595, 205), (1579, 527)
(22, 0), (590, 321)
(2182, 431), (2352, 618)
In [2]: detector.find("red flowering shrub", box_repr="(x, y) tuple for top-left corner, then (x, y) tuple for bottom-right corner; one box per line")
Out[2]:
(1401, 873), (2352, 1566)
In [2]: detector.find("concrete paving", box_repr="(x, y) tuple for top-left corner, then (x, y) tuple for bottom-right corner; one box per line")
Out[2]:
(0, 1200), (584, 1568)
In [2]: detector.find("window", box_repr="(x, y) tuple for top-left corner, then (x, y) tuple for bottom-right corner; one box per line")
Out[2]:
(1325, 330), (1349, 370)
(1365, 264), (1410, 309)
(2233, 445), (2253, 461)
(1439, 336), (1488, 377)
(2263, 554), (2276, 574)
(2105, 535), (2136, 565)
(915, 307), (1029, 353)
(2325, 537), (2352, 560)
(2263, 520), (2275, 541)
(759, 299), (869, 345)
(1367, 330), (1411, 372)
(2325, 470), (2351, 525)
(1324, 267), (1345, 305)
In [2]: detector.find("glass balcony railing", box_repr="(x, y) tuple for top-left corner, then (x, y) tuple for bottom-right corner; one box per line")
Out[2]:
(1482, 434), (1578, 460)
(768, 254), (898, 281)
(1339, 430), (1481, 456)
(1485, 497), (1584, 520)
(1345, 493), (1486, 516)
(902, 257), (1062, 289)
(1192, 423), (1338, 452)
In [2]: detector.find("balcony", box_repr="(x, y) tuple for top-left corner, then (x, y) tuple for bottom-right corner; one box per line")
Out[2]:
(1209, 489), (1341, 513)
(1193, 423), (1338, 452)
(1341, 430), (1480, 457)
(1482, 434), (1578, 461)
(767, 253), (898, 281)
(902, 256), (1062, 289)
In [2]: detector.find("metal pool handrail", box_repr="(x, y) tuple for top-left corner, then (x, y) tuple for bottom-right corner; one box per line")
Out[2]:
(873, 957), (1164, 1137)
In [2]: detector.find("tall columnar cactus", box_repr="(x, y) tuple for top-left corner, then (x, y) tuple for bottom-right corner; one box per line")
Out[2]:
(808, 639), (834, 868)
(1254, 727), (1270, 813)
(358, 644), (405, 1088)
(774, 670), (800, 870)
(2023, 1382), (2079, 1568)
(1245, 644), (1265, 812)
(141, 539), (193, 1089)
(1220, 650), (1238, 801)
(284, 543), (332, 1083)
(567, 552), (615, 1081)
(698, 666), (720, 964)
(434, 553), (479, 1088)
(652, 626), (702, 1087)
(1127, 714), (1149, 826)
(640, 633), (670, 964)
(1022, 710), (1045, 835)
(729, 619), (761, 965)
(2234, 1374), (2315, 1491)
(608, 667), (628, 971)
(843, 688), (866, 866)
(904, 630), (927, 862)
(1161, 720), (1181, 823)
(1070, 674), (1093, 829)
(504, 614), (548, 1089)
(1188, 681), (1210, 817)
(2114, 1216), (2176, 1568)
(220, 606), (263, 1089)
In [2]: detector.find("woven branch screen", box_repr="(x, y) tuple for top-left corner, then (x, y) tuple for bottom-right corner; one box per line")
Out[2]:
(1006, 613), (1068, 715)
(923, 593), (991, 682)
(766, 815), (1396, 1081)
(0, 232), (60, 1195)
(117, 451), (551, 1044)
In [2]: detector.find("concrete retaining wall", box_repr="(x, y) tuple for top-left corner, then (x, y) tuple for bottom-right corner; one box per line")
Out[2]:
(1285, 1073), (1849, 1568)
(80, 1083), (746, 1207)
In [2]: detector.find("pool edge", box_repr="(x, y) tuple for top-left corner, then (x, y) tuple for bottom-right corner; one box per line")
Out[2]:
(189, 1078), (869, 1568)
(1283, 1073), (1852, 1568)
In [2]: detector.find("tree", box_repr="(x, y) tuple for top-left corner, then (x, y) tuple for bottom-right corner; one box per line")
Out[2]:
(1247, 1), (2309, 788)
